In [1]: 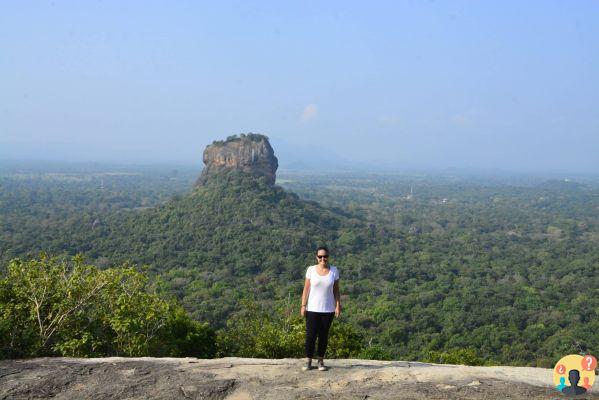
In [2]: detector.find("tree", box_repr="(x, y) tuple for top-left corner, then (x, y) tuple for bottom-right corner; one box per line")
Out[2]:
(0, 254), (215, 359)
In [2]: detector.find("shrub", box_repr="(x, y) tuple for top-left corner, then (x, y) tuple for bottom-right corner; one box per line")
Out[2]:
(426, 348), (482, 366)
(0, 254), (215, 359)
(217, 296), (365, 358)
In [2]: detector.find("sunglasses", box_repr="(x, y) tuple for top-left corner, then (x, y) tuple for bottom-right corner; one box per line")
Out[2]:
(317, 255), (329, 259)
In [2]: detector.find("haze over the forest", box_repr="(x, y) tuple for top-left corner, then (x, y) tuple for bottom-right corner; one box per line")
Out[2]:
(1, 1), (598, 173)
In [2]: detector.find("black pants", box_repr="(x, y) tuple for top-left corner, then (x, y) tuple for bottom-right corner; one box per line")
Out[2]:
(305, 311), (335, 358)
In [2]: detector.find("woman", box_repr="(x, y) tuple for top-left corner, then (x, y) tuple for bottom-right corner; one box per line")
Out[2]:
(300, 246), (341, 371)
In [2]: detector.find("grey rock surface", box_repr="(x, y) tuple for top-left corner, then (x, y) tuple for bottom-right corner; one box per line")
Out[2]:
(195, 135), (278, 186)
(2, 357), (595, 399)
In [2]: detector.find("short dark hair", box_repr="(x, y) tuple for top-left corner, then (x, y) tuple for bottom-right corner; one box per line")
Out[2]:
(316, 246), (329, 255)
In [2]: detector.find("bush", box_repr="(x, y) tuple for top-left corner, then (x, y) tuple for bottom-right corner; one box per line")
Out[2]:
(217, 296), (365, 358)
(216, 297), (304, 358)
(155, 306), (216, 358)
(357, 344), (394, 360)
(0, 254), (215, 359)
(426, 348), (482, 366)
(326, 320), (365, 358)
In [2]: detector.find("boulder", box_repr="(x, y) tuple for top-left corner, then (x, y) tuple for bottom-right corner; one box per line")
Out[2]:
(195, 134), (278, 186)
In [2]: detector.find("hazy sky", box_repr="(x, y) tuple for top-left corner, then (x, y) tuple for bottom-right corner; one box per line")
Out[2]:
(1, 1), (598, 172)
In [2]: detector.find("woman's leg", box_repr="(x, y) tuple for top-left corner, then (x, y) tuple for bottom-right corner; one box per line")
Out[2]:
(305, 311), (318, 361)
(316, 312), (335, 359)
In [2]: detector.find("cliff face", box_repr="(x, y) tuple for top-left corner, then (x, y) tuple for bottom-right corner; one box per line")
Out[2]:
(0, 357), (570, 400)
(195, 134), (278, 186)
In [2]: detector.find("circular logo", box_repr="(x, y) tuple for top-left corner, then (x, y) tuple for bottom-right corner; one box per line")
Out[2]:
(553, 354), (596, 396)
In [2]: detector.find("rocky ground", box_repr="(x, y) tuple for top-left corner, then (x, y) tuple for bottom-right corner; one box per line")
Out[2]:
(1, 357), (596, 399)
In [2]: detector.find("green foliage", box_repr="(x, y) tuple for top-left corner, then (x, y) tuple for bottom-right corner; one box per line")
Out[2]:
(156, 306), (216, 358)
(212, 133), (269, 146)
(426, 348), (483, 366)
(326, 320), (365, 358)
(357, 344), (394, 360)
(216, 297), (304, 358)
(217, 296), (365, 359)
(0, 254), (215, 359)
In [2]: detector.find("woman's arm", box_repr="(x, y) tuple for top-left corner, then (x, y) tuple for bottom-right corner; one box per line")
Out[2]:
(301, 278), (310, 317)
(333, 280), (341, 317)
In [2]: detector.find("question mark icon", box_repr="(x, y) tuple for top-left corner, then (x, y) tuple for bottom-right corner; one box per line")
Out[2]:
(556, 363), (566, 374)
(581, 355), (597, 371)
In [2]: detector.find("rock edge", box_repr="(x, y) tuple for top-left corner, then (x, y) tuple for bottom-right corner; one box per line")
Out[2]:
(2, 357), (594, 399)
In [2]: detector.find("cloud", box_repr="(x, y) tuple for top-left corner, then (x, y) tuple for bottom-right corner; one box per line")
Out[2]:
(300, 104), (318, 123)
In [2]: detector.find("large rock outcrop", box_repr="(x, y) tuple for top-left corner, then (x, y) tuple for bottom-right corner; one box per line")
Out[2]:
(1, 357), (589, 399)
(195, 134), (278, 186)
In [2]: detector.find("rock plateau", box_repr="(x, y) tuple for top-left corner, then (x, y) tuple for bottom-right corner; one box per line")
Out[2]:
(2, 357), (595, 399)
(195, 134), (278, 186)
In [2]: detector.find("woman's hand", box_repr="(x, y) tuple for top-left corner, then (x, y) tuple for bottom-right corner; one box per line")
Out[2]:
(335, 304), (341, 318)
(301, 305), (306, 317)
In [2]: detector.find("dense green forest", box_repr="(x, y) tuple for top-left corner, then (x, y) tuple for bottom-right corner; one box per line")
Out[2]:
(1, 163), (598, 366)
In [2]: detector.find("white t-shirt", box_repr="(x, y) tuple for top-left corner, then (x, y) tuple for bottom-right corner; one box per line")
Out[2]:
(305, 265), (340, 313)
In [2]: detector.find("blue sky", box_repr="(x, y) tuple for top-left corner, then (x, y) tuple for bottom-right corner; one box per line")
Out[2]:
(1, 1), (598, 172)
